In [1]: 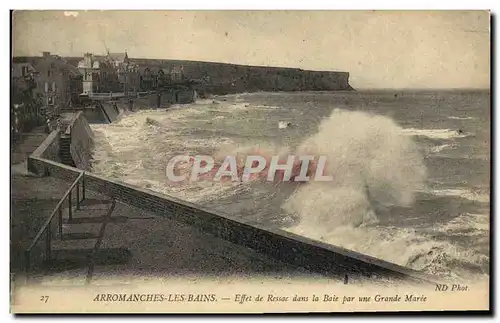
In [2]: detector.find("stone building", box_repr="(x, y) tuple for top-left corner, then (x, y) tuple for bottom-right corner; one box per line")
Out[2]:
(12, 63), (37, 79)
(139, 67), (155, 91)
(118, 63), (140, 93)
(138, 66), (184, 91)
(106, 52), (129, 68)
(12, 63), (38, 98)
(106, 51), (140, 93)
(33, 52), (83, 115)
(77, 53), (117, 94)
(169, 65), (185, 84)
(156, 68), (171, 88)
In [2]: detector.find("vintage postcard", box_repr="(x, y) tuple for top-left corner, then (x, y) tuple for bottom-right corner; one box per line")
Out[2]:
(10, 10), (490, 313)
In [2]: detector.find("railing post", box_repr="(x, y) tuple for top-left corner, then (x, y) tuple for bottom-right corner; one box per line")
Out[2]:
(68, 190), (73, 221)
(76, 182), (80, 210)
(58, 206), (63, 240)
(45, 226), (51, 262)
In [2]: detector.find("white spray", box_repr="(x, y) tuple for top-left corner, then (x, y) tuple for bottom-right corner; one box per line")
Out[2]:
(282, 110), (427, 237)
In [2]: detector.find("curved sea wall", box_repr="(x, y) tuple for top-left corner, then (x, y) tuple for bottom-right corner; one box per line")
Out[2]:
(27, 154), (436, 283)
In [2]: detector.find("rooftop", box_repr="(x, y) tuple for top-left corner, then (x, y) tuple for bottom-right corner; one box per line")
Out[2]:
(107, 52), (128, 63)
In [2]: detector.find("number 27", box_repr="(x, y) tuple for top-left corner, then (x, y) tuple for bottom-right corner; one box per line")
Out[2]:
(40, 296), (49, 303)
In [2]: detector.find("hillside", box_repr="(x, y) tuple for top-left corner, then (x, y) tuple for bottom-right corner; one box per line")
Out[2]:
(12, 56), (354, 94)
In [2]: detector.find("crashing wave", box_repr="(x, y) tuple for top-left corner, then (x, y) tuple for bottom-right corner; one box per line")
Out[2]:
(401, 128), (471, 140)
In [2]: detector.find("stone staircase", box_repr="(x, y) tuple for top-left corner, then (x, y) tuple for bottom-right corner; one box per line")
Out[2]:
(59, 135), (75, 167)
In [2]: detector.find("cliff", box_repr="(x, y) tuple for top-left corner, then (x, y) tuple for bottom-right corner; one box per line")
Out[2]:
(13, 56), (354, 95)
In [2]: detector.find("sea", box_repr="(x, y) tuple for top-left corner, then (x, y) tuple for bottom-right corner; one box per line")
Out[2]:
(89, 90), (490, 281)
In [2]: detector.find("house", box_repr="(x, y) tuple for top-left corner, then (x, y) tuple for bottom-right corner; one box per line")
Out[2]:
(139, 67), (155, 91)
(12, 63), (37, 79)
(137, 64), (188, 91)
(12, 63), (38, 98)
(11, 63), (44, 135)
(117, 62), (140, 93)
(156, 68), (169, 88)
(157, 66), (185, 88)
(77, 53), (117, 94)
(169, 65), (185, 84)
(33, 51), (83, 115)
(106, 52), (130, 68)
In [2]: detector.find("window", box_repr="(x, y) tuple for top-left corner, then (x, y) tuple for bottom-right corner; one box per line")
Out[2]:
(47, 97), (54, 105)
(47, 70), (51, 77)
(22, 66), (28, 76)
(52, 82), (56, 92)
(44, 82), (49, 93)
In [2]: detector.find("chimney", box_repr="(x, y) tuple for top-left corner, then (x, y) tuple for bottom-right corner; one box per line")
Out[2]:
(42, 51), (51, 57)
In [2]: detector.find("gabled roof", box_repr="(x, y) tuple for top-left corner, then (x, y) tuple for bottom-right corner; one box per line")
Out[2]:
(54, 57), (80, 76)
(138, 66), (151, 74)
(60, 59), (80, 76)
(37, 54), (81, 77)
(77, 54), (111, 71)
(153, 67), (171, 75)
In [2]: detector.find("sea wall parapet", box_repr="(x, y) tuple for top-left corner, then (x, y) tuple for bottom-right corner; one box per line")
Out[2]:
(27, 152), (435, 284)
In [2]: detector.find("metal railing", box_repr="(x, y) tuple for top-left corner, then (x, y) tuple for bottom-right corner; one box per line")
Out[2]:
(24, 172), (85, 276)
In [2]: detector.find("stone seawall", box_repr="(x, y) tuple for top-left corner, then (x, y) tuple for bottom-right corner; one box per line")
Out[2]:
(67, 112), (94, 170)
(101, 103), (120, 122)
(132, 89), (197, 110)
(45, 112), (96, 170)
(30, 130), (60, 162)
(26, 114), (435, 284)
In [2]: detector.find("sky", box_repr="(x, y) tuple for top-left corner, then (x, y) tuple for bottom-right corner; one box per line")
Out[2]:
(12, 10), (490, 89)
